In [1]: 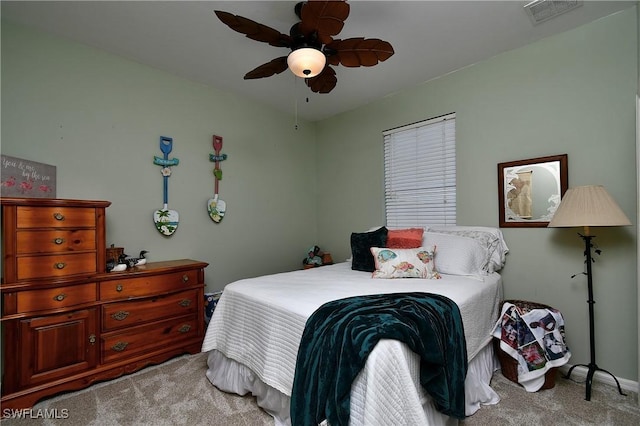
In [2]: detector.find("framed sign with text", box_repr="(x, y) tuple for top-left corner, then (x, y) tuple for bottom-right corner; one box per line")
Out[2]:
(1, 155), (56, 198)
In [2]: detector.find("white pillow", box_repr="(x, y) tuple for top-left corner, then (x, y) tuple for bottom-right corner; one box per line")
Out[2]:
(370, 246), (440, 279)
(422, 232), (490, 276)
(425, 226), (509, 272)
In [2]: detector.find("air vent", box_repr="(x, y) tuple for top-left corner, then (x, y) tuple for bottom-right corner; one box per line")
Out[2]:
(524, 0), (583, 25)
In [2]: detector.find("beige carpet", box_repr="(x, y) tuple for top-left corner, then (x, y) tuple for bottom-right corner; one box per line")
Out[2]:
(461, 369), (640, 425)
(2, 352), (639, 425)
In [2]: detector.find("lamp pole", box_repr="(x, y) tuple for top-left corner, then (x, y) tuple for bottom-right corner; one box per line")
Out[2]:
(563, 233), (626, 401)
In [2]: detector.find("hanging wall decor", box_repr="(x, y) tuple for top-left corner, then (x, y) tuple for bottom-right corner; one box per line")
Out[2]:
(153, 136), (180, 236)
(208, 135), (228, 223)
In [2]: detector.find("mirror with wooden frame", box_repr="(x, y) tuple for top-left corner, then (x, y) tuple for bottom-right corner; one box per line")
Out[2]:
(498, 154), (568, 228)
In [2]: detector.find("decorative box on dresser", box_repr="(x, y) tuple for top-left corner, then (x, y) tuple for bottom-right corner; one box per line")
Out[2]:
(1, 197), (208, 409)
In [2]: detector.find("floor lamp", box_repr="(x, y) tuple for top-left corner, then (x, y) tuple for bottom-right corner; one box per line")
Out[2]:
(548, 185), (631, 401)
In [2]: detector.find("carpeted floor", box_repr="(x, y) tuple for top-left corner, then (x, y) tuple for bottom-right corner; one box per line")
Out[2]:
(460, 369), (640, 425)
(2, 352), (639, 425)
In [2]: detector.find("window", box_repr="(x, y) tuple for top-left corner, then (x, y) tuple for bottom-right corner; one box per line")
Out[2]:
(383, 113), (456, 228)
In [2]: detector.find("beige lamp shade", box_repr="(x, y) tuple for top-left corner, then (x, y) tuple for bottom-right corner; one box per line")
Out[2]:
(547, 185), (631, 231)
(287, 47), (326, 78)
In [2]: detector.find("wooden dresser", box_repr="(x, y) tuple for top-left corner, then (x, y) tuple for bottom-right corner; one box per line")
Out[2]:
(1, 197), (208, 409)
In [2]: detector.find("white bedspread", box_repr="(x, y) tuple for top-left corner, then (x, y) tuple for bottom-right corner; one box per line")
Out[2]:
(202, 262), (502, 424)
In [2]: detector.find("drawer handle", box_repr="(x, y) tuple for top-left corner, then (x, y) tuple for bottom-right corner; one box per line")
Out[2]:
(89, 334), (96, 345)
(111, 341), (129, 352)
(178, 299), (192, 307)
(53, 293), (66, 302)
(116, 284), (123, 292)
(111, 311), (130, 321)
(182, 274), (189, 283)
(53, 212), (65, 221)
(178, 324), (191, 333)
(54, 262), (66, 270)
(53, 237), (65, 245)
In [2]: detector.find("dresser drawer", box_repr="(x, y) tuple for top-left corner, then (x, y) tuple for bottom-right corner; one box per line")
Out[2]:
(101, 316), (198, 363)
(16, 252), (97, 280)
(102, 289), (199, 331)
(16, 283), (97, 313)
(16, 229), (96, 254)
(99, 270), (199, 301)
(16, 206), (97, 229)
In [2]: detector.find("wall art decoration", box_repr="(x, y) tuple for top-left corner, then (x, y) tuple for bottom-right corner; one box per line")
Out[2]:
(208, 135), (228, 223)
(498, 154), (568, 227)
(1, 155), (56, 198)
(152, 136), (180, 236)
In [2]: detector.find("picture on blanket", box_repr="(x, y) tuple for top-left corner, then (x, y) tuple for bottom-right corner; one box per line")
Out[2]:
(520, 342), (546, 371)
(499, 313), (536, 349)
(493, 302), (571, 390)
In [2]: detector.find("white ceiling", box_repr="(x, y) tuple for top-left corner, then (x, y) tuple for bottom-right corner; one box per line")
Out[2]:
(2, 1), (635, 122)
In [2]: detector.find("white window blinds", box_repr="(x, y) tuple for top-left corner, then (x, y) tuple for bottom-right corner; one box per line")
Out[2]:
(383, 113), (456, 228)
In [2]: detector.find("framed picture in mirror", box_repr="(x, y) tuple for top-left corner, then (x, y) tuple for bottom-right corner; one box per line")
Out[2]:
(498, 154), (568, 228)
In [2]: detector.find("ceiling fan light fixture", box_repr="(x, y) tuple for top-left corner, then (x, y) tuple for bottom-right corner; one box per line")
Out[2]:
(287, 47), (326, 78)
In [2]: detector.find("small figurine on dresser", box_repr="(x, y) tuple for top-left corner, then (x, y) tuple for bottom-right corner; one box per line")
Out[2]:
(123, 250), (149, 268)
(106, 244), (124, 271)
(107, 250), (148, 271)
(134, 250), (148, 266)
(106, 258), (116, 272)
(108, 254), (128, 272)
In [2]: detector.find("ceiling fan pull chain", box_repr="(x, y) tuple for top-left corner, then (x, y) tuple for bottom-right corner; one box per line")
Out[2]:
(294, 76), (299, 130)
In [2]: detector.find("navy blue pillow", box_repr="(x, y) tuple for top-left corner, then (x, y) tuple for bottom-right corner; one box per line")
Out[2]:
(350, 227), (388, 272)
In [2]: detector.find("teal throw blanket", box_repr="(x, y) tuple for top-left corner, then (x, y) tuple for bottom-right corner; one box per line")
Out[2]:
(290, 292), (467, 426)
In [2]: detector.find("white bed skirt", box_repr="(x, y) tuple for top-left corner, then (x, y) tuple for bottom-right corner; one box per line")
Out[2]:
(205, 341), (500, 426)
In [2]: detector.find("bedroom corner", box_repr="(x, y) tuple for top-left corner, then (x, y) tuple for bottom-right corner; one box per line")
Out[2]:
(315, 6), (638, 391)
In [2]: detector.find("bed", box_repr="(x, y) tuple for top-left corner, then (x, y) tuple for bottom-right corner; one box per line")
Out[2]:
(202, 226), (509, 425)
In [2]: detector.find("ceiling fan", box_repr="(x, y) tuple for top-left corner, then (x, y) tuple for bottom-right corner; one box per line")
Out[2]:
(214, 0), (394, 94)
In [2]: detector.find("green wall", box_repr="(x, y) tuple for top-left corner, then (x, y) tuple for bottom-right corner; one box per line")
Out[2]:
(1, 7), (638, 383)
(1, 21), (318, 289)
(316, 8), (638, 382)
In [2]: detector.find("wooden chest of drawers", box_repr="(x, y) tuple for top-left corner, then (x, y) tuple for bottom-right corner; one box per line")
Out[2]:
(2, 200), (107, 284)
(1, 198), (208, 410)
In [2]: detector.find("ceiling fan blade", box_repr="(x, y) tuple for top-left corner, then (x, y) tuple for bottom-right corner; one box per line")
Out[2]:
(305, 66), (337, 93)
(244, 57), (289, 80)
(326, 38), (394, 67)
(215, 10), (292, 48)
(299, 0), (350, 45)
